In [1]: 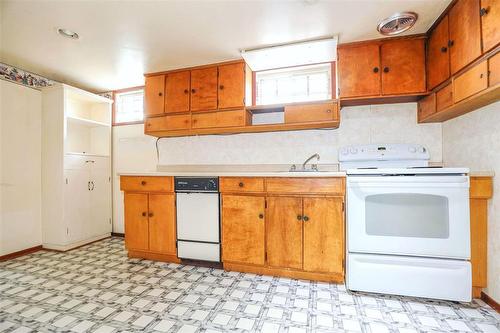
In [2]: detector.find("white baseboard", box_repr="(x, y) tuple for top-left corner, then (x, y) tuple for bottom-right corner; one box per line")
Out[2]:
(42, 233), (111, 251)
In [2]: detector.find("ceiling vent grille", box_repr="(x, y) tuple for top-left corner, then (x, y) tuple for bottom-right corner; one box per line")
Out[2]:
(377, 12), (418, 36)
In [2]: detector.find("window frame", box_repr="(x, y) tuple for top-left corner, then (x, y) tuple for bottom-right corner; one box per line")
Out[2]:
(112, 86), (145, 126)
(252, 61), (336, 106)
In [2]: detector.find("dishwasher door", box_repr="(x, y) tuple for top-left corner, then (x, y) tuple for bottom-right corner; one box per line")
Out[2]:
(176, 192), (220, 261)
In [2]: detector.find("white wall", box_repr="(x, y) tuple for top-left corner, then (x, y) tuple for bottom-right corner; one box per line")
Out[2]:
(158, 103), (443, 165)
(112, 103), (443, 233)
(112, 124), (157, 233)
(442, 101), (500, 302)
(0, 80), (42, 255)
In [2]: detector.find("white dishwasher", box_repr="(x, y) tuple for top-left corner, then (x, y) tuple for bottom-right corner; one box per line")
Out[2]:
(175, 177), (220, 262)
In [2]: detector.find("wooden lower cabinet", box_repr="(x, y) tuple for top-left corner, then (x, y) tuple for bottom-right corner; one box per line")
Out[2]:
(220, 177), (345, 283)
(221, 195), (265, 266)
(121, 176), (179, 263)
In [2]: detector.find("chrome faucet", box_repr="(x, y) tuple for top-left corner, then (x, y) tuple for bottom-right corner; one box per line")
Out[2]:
(302, 153), (320, 171)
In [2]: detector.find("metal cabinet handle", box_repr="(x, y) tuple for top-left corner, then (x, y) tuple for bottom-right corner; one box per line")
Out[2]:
(297, 215), (302, 221)
(258, 213), (264, 219)
(88, 181), (91, 191)
(142, 212), (147, 217)
(191, 89), (196, 94)
(448, 40), (454, 47)
(141, 181), (147, 185)
(326, 109), (331, 113)
(219, 85), (224, 90)
(373, 67), (379, 73)
(303, 215), (309, 222)
(238, 182), (244, 187)
(480, 7), (489, 16)
(184, 89), (189, 94)
(158, 92), (163, 96)
(441, 46), (447, 53)
(91, 181), (95, 190)
(148, 212), (154, 217)
(383, 67), (389, 73)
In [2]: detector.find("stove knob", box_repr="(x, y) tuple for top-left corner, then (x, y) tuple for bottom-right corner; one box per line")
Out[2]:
(350, 148), (358, 154)
(341, 148), (349, 155)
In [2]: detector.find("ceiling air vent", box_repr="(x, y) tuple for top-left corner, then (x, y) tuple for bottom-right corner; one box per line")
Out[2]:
(377, 12), (418, 36)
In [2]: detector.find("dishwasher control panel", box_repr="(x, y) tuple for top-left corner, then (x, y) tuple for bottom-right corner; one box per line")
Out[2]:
(174, 177), (219, 192)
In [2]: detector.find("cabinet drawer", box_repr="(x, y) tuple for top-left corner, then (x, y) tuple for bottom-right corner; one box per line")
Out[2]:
(120, 176), (173, 192)
(285, 103), (337, 124)
(145, 114), (190, 132)
(453, 61), (488, 103)
(265, 177), (345, 194)
(192, 110), (247, 129)
(489, 52), (500, 87)
(220, 177), (265, 192)
(417, 93), (436, 121)
(436, 83), (453, 112)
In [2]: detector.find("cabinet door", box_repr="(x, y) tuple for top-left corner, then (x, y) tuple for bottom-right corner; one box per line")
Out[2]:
(436, 83), (453, 112)
(149, 194), (177, 255)
(481, 0), (500, 52)
(190, 67), (218, 111)
(266, 197), (303, 269)
(221, 195), (265, 265)
(488, 52), (500, 87)
(427, 16), (451, 90)
(303, 197), (344, 274)
(124, 193), (149, 251)
(145, 114), (191, 132)
(192, 110), (247, 129)
(284, 103), (337, 124)
(338, 44), (380, 97)
(64, 168), (91, 243)
(449, 0), (482, 74)
(381, 39), (426, 95)
(145, 75), (165, 116)
(218, 63), (245, 109)
(165, 71), (190, 113)
(417, 93), (436, 122)
(453, 61), (488, 103)
(90, 158), (112, 237)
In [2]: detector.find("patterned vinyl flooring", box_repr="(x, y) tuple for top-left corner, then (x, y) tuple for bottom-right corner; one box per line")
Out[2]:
(0, 237), (498, 333)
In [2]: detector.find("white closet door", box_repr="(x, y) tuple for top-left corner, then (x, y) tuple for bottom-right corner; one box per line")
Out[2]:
(89, 156), (112, 237)
(64, 167), (91, 243)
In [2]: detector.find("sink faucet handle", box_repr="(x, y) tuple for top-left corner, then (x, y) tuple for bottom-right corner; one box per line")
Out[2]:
(289, 164), (297, 171)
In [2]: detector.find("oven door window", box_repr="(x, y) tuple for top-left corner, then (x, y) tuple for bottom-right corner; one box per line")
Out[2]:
(365, 193), (449, 238)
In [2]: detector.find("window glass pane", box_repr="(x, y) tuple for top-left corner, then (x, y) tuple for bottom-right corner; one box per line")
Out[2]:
(115, 89), (144, 124)
(365, 193), (449, 238)
(255, 63), (331, 105)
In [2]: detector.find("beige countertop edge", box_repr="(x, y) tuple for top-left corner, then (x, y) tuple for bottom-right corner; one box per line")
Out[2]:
(470, 171), (495, 177)
(118, 171), (347, 177)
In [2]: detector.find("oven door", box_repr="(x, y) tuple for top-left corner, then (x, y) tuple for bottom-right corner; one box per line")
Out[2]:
(347, 175), (470, 259)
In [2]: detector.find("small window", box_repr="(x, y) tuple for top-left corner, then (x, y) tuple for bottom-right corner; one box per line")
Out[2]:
(114, 89), (144, 125)
(255, 63), (332, 105)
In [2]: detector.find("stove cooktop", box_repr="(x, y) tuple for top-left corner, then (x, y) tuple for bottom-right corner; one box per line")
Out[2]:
(346, 167), (469, 175)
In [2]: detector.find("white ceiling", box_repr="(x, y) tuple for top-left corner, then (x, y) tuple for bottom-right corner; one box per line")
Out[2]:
(0, 0), (451, 93)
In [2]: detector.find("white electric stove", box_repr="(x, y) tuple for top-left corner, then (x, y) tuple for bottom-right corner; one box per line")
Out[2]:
(339, 144), (471, 302)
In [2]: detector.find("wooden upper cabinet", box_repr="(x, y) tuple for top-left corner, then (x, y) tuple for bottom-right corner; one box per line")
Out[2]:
(449, 0), (482, 74)
(338, 44), (381, 98)
(481, 0), (500, 52)
(165, 71), (190, 113)
(303, 197), (344, 274)
(427, 16), (451, 90)
(148, 194), (177, 255)
(190, 67), (218, 111)
(124, 193), (149, 251)
(417, 93), (436, 122)
(221, 195), (265, 266)
(436, 83), (453, 112)
(453, 60), (488, 103)
(489, 52), (500, 87)
(144, 75), (165, 116)
(218, 63), (245, 109)
(381, 38), (426, 95)
(266, 196), (303, 270)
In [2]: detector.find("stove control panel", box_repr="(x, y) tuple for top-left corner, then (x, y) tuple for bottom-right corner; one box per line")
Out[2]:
(339, 144), (429, 161)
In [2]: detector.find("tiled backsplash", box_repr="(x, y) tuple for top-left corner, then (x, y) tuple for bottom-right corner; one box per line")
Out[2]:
(158, 103), (443, 165)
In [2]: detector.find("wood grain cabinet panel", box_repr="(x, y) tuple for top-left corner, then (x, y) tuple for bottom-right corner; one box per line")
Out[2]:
(218, 63), (245, 109)
(220, 177), (265, 192)
(303, 197), (344, 274)
(192, 110), (247, 129)
(436, 83), (453, 112)
(120, 176), (173, 193)
(165, 71), (190, 113)
(266, 178), (344, 195)
(145, 114), (191, 132)
(124, 193), (149, 251)
(222, 195), (265, 265)
(417, 93), (436, 122)
(190, 67), (218, 111)
(481, 0), (500, 52)
(338, 44), (381, 98)
(449, 0), (482, 74)
(427, 16), (451, 90)
(145, 75), (165, 116)
(488, 52), (500, 87)
(148, 194), (177, 255)
(266, 196), (303, 270)
(381, 38), (426, 95)
(285, 103), (338, 124)
(453, 61), (488, 103)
